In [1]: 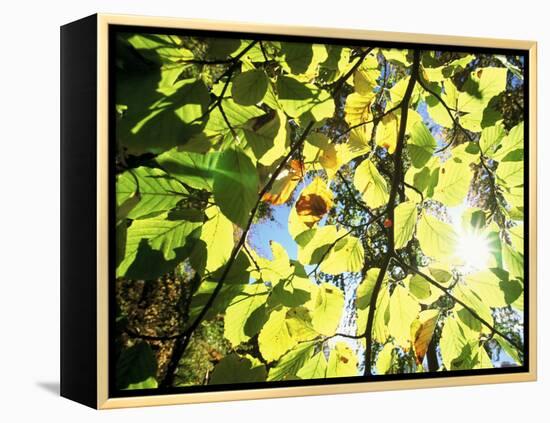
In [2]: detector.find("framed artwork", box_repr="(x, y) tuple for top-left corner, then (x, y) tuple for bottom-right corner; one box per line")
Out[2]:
(60, 14), (537, 409)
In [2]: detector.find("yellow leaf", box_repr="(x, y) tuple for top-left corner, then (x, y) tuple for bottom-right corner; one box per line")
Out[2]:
(353, 159), (389, 209)
(262, 160), (304, 205)
(344, 92), (375, 127)
(375, 112), (399, 154)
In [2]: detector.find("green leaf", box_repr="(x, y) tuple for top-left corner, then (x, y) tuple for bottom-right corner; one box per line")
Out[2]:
(439, 315), (469, 370)
(280, 42), (314, 75)
(394, 201), (418, 249)
(407, 120), (437, 168)
(495, 334), (522, 365)
(117, 77), (210, 155)
(268, 341), (317, 381)
(242, 110), (289, 166)
(464, 269), (508, 307)
(408, 274), (437, 304)
(156, 149), (220, 191)
(376, 343), (395, 375)
(223, 282), (269, 347)
(116, 167), (188, 220)
(116, 342), (158, 390)
(206, 39), (242, 60)
(326, 342), (358, 377)
(213, 148), (259, 227)
(434, 159), (473, 206)
(309, 283), (345, 336)
(457, 67), (508, 132)
(126, 33), (193, 64)
(356, 269), (391, 343)
(296, 225), (339, 265)
(479, 123), (505, 155)
(285, 307), (319, 342)
(453, 284), (494, 334)
(492, 122), (524, 162)
(502, 242), (524, 280)
(320, 235), (364, 274)
(209, 353), (267, 385)
(276, 75), (335, 121)
(417, 214), (458, 261)
(388, 285), (421, 348)
(258, 307), (298, 362)
(404, 156), (440, 202)
(192, 205), (234, 273)
(231, 69), (269, 106)
(509, 224), (524, 254)
(496, 160), (524, 188)
(205, 97), (265, 132)
(252, 240), (294, 284)
(117, 210), (203, 279)
(269, 271), (314, 308)
(353, 54), (380, 95)
(296, 351), (328, 379)
(353, 159), (389, 208)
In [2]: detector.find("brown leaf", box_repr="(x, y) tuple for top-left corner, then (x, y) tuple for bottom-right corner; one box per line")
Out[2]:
(262, 160), (304, 205)
(295, 177), (334, 227)
(410, 309), (440, 365)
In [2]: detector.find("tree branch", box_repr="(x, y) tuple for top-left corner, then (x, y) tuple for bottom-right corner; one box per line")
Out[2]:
(393, 254), (523, 352)
(331, 47), (374, 94)
(363, 50), (421, 375)
(160, 121), (314, 387)
(191, 41), (258, 124)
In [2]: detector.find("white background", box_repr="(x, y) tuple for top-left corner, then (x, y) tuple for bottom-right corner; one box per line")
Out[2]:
(0, 0), (547, 421)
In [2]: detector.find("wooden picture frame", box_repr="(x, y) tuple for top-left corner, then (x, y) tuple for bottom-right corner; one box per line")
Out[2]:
(60, 13), (537, 409)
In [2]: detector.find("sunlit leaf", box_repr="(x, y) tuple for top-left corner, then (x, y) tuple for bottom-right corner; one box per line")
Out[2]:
(375, 112), (399, 154)
(353, 159), (389, 209)
(276, 75), (335, 120)
(309, 283), (345, 336)
(268, 341), (317, 381)
(326, 342), (358, 377)
(224, 283), (269, 347)
(407, 120), (436, 168)
(394, 201), (418, 249)
(258, 306), (298, 362)
(376, 342), (395, 375)
(417, 214), (458, 261)
(433, 159), (473, 207)
(388, 285), (421, 348)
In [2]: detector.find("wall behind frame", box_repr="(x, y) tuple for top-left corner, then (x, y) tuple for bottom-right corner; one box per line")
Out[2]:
(1, 0), (546, 422)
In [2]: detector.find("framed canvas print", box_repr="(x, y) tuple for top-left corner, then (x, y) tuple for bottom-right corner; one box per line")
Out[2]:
(60, 14), (537, 409)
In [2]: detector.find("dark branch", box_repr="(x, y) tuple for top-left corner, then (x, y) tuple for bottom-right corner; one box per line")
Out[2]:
(331, 47), (374, 94)
(160, 121), (314, 387)
(363, 50), (421, 375)
(393, 254), (524, 353)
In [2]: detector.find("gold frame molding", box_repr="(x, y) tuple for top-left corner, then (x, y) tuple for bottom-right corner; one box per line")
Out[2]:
(96, 13), (537, 409)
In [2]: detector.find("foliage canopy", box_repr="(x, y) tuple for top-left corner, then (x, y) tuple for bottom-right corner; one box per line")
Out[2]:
(113, 32), (526, 390)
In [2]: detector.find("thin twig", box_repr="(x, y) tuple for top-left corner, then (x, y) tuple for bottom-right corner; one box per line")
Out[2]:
(160, 121), (314, 387)
(331, 47), (374, 93)
(393, 254), (523, 352)
(363, 50), (421, 376)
